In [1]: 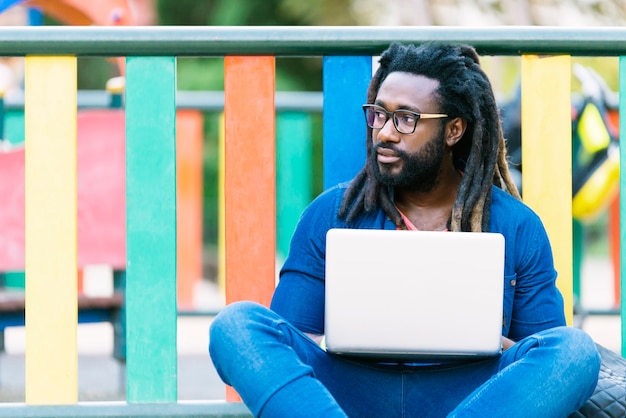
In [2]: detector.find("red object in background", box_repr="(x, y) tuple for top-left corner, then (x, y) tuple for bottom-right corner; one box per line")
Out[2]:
(0, 143), (25, 269)
(0, 109), (126, 270)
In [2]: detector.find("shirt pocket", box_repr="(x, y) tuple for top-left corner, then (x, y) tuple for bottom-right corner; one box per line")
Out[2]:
(502, 273), (517, 335)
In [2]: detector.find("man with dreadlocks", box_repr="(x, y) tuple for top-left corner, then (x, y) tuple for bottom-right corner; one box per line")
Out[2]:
(209, 42), (600, 417)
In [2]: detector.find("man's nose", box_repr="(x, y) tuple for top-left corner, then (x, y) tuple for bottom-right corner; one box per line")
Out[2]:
(376, 117), (399, 143)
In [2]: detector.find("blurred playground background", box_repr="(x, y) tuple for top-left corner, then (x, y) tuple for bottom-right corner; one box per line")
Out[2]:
(0, 0), (623, 401)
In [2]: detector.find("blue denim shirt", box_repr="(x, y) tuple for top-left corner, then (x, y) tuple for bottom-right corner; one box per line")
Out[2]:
(271, 183), (566, 341)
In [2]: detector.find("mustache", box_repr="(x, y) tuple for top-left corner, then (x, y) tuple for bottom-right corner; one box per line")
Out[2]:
(372, 143), (409, 159)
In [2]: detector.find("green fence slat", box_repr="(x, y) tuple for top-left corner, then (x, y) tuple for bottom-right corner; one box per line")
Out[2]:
(572, 219), (583, 302)
(322, 56), (371, 189)
(125, 56), (178, 402)
(276, 112), (313, 259)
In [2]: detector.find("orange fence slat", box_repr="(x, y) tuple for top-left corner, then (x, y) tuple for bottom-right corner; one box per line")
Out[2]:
(224, 56), (276, 307)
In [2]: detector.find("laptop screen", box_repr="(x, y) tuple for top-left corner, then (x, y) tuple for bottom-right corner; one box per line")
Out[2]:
(324, 228), (505, 361)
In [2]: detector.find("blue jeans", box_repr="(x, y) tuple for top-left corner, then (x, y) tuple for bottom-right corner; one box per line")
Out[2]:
(209, 301), (600, 418)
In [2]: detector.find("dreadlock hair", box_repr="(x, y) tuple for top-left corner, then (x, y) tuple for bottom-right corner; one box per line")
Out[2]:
(337, 42), (521, 232)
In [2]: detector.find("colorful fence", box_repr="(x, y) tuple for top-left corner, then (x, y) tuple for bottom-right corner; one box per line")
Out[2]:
(0, 26), (623, 416)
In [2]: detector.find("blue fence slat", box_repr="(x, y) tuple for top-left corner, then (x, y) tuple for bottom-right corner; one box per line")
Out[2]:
(322, 56), (371, 189)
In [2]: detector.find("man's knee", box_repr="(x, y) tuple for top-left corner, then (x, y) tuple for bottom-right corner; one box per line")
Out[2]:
(209, 301), (274, 380)
(547, 326), (601, 383)
(550, 327), (599, 358)
(209, 301), (267, 355)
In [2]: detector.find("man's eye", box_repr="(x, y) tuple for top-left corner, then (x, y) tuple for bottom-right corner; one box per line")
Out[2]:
(398, 113), (416, 124)
(374, 111), (386, 120)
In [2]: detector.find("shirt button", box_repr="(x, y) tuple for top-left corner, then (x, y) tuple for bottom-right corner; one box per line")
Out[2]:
(510, 280), (516, 286)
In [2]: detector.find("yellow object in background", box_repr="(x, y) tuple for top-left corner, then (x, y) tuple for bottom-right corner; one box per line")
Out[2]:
(578, 102), (611, 155)
(572, 100), (620, 223)
(572, 145), (620, 223)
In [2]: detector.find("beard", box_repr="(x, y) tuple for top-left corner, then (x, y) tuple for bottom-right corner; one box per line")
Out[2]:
(372, 129), (446, 193)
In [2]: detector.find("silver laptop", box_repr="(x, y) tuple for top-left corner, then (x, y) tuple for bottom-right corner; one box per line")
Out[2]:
(324, 228), (505, 361)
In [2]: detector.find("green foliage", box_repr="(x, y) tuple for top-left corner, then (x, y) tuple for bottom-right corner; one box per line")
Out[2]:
(157, 0), (213, 25)
(201, 112), (222, 246)
(177, 58), (224, 90)
(572, 57), (619, 93)
(278, 0), (360, 25)
(158, 0), (299, 26)
(77, 58), (120, 90)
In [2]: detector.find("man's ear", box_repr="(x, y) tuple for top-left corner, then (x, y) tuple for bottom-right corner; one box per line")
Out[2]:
(445, 117), (467, 147)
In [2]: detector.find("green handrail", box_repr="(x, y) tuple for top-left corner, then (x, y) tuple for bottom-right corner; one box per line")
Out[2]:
(1, 26), (626, 56)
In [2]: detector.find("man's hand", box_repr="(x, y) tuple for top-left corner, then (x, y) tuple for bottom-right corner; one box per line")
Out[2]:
(502, 336), (515, 351)
(305, 333), (324, 345)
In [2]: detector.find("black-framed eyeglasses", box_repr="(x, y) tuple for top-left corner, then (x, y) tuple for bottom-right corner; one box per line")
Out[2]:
(362, 104), (448, 134)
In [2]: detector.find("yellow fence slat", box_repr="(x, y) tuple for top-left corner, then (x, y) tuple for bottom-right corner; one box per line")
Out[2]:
(24, 56), (78, 404)
(521, 55), (573, 325)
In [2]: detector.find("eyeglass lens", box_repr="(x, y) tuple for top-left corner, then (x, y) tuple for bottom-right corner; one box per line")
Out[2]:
(365, 106), (418, 134)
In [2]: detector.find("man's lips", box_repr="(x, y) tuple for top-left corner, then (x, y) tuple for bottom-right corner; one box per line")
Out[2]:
(377, 148), (401, 164)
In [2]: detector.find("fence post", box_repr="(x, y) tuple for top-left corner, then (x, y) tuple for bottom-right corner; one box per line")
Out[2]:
(125, 56), (178, 402)
(24, 55), (78, 404)
(322, 56), (371, 189)
(223, 56), (276, 307)
(276, 111), (312, 259)
(521, 55), (574, 324)
(223, 55), (276, 402)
